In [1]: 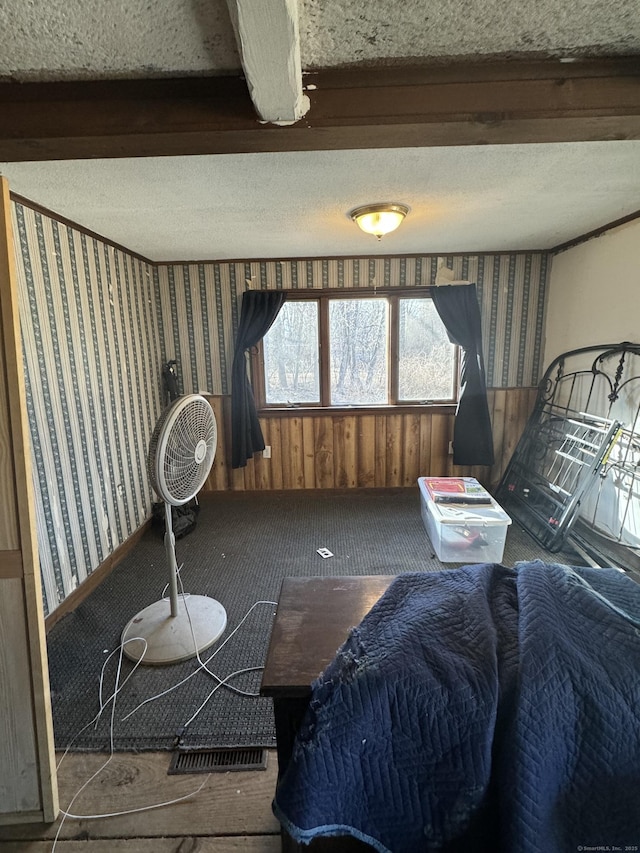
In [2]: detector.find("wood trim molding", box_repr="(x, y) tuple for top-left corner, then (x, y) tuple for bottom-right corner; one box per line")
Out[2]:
(157, 247), (549, 265)
(9, 193), (155, 266)
(550, 207), (640, 254)
(0, 58), (638, 161)
(45, 519), (152, 633)
(257, 404), (458, 418)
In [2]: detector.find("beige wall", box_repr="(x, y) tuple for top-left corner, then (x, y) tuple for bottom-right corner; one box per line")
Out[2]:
(544, 219), (640, 367)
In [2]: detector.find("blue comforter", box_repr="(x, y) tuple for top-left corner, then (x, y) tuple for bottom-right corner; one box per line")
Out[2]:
(273, 561), (640, 852)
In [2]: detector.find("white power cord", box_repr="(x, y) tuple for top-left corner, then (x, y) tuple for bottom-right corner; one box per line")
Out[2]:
(174, 581), (277, 733)
(52, 637), (211, 851)
(56, 637), (147, 769)
(52, 567), (278, 850)
(60, 776), (210, 820)
(173, 568), (277, 731)
(122, 571), (276, 723)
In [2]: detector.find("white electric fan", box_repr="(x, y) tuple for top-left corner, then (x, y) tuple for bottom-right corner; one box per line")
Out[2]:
(121, 394), (227, 665)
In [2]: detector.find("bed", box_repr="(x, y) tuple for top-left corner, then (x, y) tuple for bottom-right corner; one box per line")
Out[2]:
(273, 562), (640, 852)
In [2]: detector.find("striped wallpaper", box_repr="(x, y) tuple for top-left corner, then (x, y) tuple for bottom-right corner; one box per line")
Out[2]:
(13, 202), (163, 615)
(156, 253), (549, 395)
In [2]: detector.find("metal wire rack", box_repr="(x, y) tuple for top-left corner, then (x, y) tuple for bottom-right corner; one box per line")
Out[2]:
(496, 342), (640, 560)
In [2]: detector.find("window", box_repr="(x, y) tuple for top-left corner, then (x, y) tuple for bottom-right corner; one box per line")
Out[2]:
(263, 300), (320, 404)
(398, 297), (456, 401)
(330, 298), (388, 405)
(258, 291), (458, 409)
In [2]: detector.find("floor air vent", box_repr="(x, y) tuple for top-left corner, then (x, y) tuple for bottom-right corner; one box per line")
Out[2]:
(169, 747), (268, 775)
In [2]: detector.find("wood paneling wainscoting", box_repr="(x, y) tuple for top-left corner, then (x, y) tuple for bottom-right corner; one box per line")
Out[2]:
(204, 387), (538, 494)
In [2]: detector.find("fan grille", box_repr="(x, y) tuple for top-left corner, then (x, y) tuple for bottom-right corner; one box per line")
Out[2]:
(148, 395), (217, 505)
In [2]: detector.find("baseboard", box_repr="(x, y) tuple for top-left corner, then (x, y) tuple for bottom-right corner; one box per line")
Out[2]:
(199, 486), (416, 500)
(45, 519), (152, 633)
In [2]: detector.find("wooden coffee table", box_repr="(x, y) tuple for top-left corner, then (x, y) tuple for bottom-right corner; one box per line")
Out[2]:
(260, 575), (395, 852)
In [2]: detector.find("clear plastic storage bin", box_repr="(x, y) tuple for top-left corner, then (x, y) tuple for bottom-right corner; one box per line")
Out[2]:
(418, 477), (512, 563)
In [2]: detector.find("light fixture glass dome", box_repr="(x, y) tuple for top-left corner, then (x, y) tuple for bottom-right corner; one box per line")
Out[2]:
(349, 203), (409, 239)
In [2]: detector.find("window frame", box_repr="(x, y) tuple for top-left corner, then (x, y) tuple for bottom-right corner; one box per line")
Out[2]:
(252, 288), (460, 414)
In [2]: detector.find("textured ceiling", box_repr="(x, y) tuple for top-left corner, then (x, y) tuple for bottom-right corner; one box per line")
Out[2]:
(299, 0), (640, 67)
(1, 0), (639, 81)
(0, 0), (639, 260)
(0, 0), (240, 81)
(3, 142), (639, 261)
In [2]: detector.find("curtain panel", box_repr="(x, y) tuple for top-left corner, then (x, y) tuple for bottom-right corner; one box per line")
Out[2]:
(430, 284), (495, 466)
(231, 290), (286, 468)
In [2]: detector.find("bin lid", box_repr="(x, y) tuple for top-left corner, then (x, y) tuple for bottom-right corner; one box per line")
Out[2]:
(418, 477), (511, 526)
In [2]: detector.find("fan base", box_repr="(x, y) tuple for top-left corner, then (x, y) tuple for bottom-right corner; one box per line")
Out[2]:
(121, 595), (227, 665)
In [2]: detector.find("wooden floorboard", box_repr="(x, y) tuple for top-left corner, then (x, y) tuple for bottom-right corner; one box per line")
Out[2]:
(0, 751), (281, 848)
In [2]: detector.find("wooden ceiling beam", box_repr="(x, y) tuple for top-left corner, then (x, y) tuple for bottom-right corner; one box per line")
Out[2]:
(0, 59), (638, 162)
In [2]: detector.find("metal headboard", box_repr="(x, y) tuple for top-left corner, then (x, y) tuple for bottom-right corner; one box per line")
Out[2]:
(497, 342), (640, 569)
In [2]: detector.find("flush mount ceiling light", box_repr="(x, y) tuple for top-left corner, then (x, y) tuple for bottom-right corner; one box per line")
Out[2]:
(349, 203), (410, 240)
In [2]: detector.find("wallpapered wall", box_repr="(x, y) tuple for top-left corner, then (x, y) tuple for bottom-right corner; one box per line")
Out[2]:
(156, 252), (549, 395)
(12, 202), (163, 615)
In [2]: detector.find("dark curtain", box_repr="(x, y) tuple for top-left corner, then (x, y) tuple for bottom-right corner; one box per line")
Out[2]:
(231, 290), (286, 468)
(430, 284), (495, 466)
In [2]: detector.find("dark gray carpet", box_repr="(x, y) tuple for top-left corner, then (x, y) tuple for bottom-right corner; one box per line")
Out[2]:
(47, 489), (579, 753)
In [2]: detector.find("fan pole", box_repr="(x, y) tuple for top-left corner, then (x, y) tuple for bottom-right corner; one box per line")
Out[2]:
(165, 502), (179, 618)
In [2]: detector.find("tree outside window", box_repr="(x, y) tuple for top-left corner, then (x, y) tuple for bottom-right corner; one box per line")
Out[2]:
(258, 291), (457, 409)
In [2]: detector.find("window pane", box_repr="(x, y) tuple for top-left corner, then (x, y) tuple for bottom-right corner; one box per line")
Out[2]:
(398, 298), (456, 400)
(263, 301), (320, 404)
(329, 299), (388, 405)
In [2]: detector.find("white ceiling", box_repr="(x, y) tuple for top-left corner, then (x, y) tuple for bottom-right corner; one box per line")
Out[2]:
(3, 143), (640, 261)
(1, 0), (639, 261)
